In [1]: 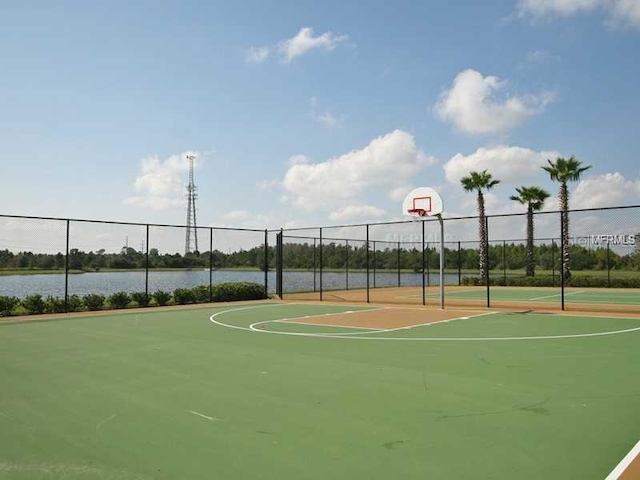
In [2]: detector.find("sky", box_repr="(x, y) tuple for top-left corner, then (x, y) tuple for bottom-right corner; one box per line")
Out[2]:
(1, 0), (640, 251)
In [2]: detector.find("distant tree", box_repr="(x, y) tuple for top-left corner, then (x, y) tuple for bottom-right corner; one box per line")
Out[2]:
(542, 156), (591, 280)
(461, 170), (500, 282)
(510, 186), (550, 276)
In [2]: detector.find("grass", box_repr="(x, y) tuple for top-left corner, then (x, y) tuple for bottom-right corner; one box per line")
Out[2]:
(1, 302), (639, 479)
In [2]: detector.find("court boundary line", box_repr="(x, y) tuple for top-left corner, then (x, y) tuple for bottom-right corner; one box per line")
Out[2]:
(604, 438), (640, 480)
(209, 304), (640, 341)
(530, 290), (585, 301)
(251, 319), (386, 336)
(275, 319), (381, 330)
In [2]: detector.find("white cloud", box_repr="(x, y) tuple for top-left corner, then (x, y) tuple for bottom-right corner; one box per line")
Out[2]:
(572, 172), (640, 208)
(125, 152), (200, 210)
(311, 111), (345, 129)
(221, 210), (270, 227)
(256, 179), (280, 189)
(518, 50), (562, 70)
(388, 185), (415, 202)
(287, 154), (311, 167)
(434, 69), (555, 135)
(608, 0), (640, 27)
(282, 130), (436, 209)
(443, 145), (562, 185)
(309, 96), (345, 129)
(278, 27), (349, 63)
(245, 46), (270, 64)
(329, 205), (387, 223)
(517, 0), (601, 19)
(516, 0), (640, 28)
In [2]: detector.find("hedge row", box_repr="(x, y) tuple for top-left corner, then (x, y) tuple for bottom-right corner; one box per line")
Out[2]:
(461, 275), (640, 288)
(0, 282), (267, 317)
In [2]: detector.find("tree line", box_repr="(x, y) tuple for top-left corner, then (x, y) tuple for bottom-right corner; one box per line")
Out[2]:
(2, 240), (639, 273)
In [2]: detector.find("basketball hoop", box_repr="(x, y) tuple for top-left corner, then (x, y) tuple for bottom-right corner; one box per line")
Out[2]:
(402, 187), (443, 220)
(407, 208), (428, 217)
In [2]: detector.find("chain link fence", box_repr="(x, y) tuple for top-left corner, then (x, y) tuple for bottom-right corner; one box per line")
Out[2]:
(2, 205), (639, 314)
(276, 206), (640, 313)
(0, 215), (269, 312)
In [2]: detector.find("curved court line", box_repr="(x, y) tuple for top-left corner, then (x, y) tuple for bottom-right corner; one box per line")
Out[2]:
(209, 304), (640, 342)
(250, 319), (388, 336)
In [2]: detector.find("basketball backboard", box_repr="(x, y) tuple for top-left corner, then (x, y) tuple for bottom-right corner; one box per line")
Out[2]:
(402, 187), (444, 218)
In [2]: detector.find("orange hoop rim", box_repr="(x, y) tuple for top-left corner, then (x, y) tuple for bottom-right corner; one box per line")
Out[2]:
(407, 208), (428, 217)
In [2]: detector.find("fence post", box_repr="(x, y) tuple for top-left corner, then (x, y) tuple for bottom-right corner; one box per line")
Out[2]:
(264, 229), (268, 298)
(276, 229), (283, 298)
(313, 238), (317, 292)
(422, 220), (426, 306)
(345, 239), (349, 290)
(397, 241), (401, 287)
(319, 228), (323, 301)
(209, 228), (214, 302)
(560, 213), (565, 310)
(64, 219), (70, 313)
(503, 240), (507, 284)
(457, 241), (461, 286)
(607, 240), (611, 288)
(145, 224), (150, 306)
(426, 242), (430, 288)
(366, 224), (370, 303)
(373, 241), (376, 288)
(485, 216), (490, 308)
(551, 239), (556, 286)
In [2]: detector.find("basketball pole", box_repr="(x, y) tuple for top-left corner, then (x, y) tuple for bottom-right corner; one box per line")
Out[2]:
(437, 214), (444, 309)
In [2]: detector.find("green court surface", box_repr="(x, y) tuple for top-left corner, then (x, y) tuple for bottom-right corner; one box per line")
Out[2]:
(423, 286), (640, 305)
(2, 302), (640, 479)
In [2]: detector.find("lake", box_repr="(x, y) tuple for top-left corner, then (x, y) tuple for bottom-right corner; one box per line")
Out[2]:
(0, 270), (462, 299)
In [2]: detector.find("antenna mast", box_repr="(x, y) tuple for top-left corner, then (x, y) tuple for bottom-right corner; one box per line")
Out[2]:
(185, 154), (198, 255)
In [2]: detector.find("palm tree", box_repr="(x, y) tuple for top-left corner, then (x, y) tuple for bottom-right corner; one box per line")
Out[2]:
(542, 156), (591, 281)
(510, 186), (550, 277)
(461, 170), (500, 283)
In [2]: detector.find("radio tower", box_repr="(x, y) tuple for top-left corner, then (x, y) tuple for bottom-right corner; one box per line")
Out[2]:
(184, 154), (199, 255)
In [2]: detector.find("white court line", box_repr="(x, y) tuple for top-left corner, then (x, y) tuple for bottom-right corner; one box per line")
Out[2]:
(275, 319), (381, 330)
(384, 311), (498, 333)
(605, 438), (640, 480)
(188, 410), (223, 422)
(210, 304), (640, 341)
(255, 310), (496, 337)
(95, 414), (116, 430)
(395, 289), (480, 299)
(530, 290), (585, 301)
(251, 319), (386, 336)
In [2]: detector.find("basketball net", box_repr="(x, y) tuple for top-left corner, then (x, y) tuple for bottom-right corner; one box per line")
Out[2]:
(407, 208), (428, 220)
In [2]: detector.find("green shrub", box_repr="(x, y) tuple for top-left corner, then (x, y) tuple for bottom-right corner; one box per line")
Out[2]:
(131, 291), (149, 307)
(45, 296), (67, 314)
(108, 291), (131, 309)
(462, 275), (560, 287)
(0, 296), (19, 317)
(152, 290), (171, 306)
(173, 288), (195, 305)
(212, 282), (266, 302)
(22, 294), (46, 314)
(192, 285), (211, 303)
(83, 293), (106, 311)
(567, 276), (640, 288)
(67, 295), (83, 312)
